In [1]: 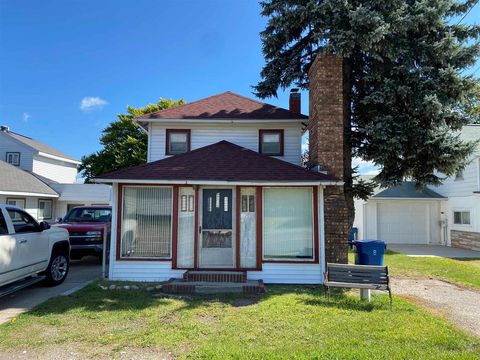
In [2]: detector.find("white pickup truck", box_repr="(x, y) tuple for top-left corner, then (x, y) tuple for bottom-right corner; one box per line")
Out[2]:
(0, 204), (70, 293)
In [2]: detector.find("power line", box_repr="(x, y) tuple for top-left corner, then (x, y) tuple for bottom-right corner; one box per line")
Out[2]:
(457, 0), (479, 25)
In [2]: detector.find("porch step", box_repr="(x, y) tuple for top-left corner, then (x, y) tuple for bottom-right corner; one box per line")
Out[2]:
(162, 279), (265, 295)
(183, 270), (247, 283)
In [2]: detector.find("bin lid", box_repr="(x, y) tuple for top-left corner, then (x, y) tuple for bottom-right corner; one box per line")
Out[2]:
(352, 239), (386, 245)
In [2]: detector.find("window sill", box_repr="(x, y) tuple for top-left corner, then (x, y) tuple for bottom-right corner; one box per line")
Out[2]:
(118, 257), (172, 262)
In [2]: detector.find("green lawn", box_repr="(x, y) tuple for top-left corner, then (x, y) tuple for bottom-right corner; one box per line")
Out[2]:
(0, 285), (479, 359)
(349, 250), (480, 289)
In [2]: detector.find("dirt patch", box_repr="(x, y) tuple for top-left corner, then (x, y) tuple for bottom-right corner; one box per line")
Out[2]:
(0, 344), (173, 360)
(158, 312), (180, 324)
(231, 298), (258, 307)
(194, 313), (219, 326)
(393, 278), (480, 338)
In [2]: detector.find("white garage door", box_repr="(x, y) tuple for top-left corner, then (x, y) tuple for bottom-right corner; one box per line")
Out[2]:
(377, 202), (428, 244)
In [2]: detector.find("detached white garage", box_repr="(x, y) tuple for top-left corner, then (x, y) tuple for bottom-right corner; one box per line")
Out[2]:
(361, 182), (446, 245)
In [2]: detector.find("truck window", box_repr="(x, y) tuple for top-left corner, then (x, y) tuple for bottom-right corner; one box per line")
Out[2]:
(64, 208), (112, 223)
(0, 211), (8, 235)
(7, 209), (40, 234)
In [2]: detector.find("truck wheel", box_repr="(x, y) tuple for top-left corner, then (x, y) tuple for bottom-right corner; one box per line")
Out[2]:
(44, 250), (69, 286)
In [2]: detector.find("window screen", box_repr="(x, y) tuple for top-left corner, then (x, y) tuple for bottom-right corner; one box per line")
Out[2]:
(263, 188), (314, 260)
(121, 186), (172, 258)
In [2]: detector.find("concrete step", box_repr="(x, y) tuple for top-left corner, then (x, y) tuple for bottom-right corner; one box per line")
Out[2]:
(162, 279), (265, 295)
(183, 270), (247, 283)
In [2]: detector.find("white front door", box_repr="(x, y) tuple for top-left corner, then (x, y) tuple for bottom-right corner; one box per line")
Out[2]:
(199, 188), (235, 268)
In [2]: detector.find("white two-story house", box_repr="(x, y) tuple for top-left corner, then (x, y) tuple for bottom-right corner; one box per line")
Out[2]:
(95, 54), (350, 285)
(0, 126), (111, 221)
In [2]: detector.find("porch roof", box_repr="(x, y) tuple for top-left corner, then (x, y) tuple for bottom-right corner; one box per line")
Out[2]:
(95, 141), (338, 184)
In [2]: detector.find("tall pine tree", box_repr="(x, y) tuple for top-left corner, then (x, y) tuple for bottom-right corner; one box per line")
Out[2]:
(255, 0), (480, 226)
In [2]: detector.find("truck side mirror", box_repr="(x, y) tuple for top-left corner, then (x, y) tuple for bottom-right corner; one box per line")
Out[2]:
(55, 217), (63, 223)
(40, 221), (51, 231)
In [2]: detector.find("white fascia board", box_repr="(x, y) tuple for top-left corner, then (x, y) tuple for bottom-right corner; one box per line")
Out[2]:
(93, 179), (343, 186)
(135, 118), (305, 125)
(0, 190), (59, 198)
(37, 152), (80, 165)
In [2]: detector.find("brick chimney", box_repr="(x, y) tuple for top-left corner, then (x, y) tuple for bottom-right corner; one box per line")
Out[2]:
(308, 53), (349, 264)
(289, 88), (301, 115)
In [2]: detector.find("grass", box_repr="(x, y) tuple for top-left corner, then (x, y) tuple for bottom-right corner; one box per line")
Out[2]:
(349, 250), (480, 289)
(0, 284), (479, 359)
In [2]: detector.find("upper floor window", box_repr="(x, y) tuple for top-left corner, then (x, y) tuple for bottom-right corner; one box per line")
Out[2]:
(6, 152), (20, 166)
(259, 130), (284, 156)
(453, 211), (470, 225)
(166, 129), (190, 155)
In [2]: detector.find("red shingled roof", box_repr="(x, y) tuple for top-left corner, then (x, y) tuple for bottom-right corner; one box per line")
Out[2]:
(97, 141), (336, 182)
(136, 91), (308, 120)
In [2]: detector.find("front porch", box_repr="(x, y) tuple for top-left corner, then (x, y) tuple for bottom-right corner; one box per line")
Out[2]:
(96, 141), (339, 283)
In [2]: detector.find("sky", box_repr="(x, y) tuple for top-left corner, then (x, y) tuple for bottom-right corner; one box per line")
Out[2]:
(0, 0), (479, 177)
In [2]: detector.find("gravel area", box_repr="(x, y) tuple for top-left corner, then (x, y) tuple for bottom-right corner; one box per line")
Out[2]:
(392, 278), (480, 337)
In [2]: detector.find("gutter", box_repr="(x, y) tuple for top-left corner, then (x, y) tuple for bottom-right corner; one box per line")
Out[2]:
(93, 178), (343, 186)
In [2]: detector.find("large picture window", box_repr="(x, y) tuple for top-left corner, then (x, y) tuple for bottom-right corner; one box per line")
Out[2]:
(263, 188), (313, 260)
(121, 186), (172, 258)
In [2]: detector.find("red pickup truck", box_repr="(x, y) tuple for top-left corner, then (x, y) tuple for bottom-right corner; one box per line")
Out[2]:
(54, 205), (111, 261)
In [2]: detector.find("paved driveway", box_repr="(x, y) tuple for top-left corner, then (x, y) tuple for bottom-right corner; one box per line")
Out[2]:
(0, 257), (101, 324)
(389, 244), (480, 258)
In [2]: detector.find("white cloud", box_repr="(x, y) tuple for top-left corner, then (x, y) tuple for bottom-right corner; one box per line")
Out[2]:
(22, 112), (31, 122)
(80, 96), (108, 111)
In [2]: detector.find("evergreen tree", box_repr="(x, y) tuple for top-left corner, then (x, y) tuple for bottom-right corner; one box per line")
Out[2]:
(79, 98), (184, 182)
(255, 0), (480, 226)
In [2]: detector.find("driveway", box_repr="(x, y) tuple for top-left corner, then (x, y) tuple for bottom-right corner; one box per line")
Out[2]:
(388, 244), (480, 258)
(0, 257), (101, 324)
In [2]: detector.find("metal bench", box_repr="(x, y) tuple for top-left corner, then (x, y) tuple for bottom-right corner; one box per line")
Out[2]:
(324, 263), (392, 305)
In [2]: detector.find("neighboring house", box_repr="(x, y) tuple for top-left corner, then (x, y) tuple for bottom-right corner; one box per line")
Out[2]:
(95, 54), (350, 284)
(0, 126), (111, 221)
(354, 125), (480, 251)
(0, 160), (59, 220)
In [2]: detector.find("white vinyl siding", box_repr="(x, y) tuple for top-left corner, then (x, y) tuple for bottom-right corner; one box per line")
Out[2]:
(32, 155), (78, 183)
(433, 158), (479, 197)
(121, 186), (172, 259)
(149, 123), (302, 165)
(0, 132), (34, 171)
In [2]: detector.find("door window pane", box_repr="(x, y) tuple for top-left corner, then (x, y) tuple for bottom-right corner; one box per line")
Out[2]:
(121, 186), (172, 258)
(263, 188), (313, 259)
(7, 209), (39, 233)
(0, 211), (8, 235)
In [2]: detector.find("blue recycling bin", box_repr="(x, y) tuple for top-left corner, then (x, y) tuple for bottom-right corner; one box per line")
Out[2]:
(353, 240), (386, 266)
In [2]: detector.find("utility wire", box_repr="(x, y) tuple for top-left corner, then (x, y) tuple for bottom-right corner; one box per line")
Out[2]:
(457, 0), (479, 25)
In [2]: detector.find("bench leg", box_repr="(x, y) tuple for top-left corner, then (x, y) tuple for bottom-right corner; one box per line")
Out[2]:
(360, 289), (371, 302)
(388, 288), (393, 309)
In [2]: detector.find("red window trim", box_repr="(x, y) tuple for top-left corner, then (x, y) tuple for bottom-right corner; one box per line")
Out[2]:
(260, 186), (319, 265)
(116, 183), (176, 262)
(165, 129), (191, 156)
(258, 129), (284, 156)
